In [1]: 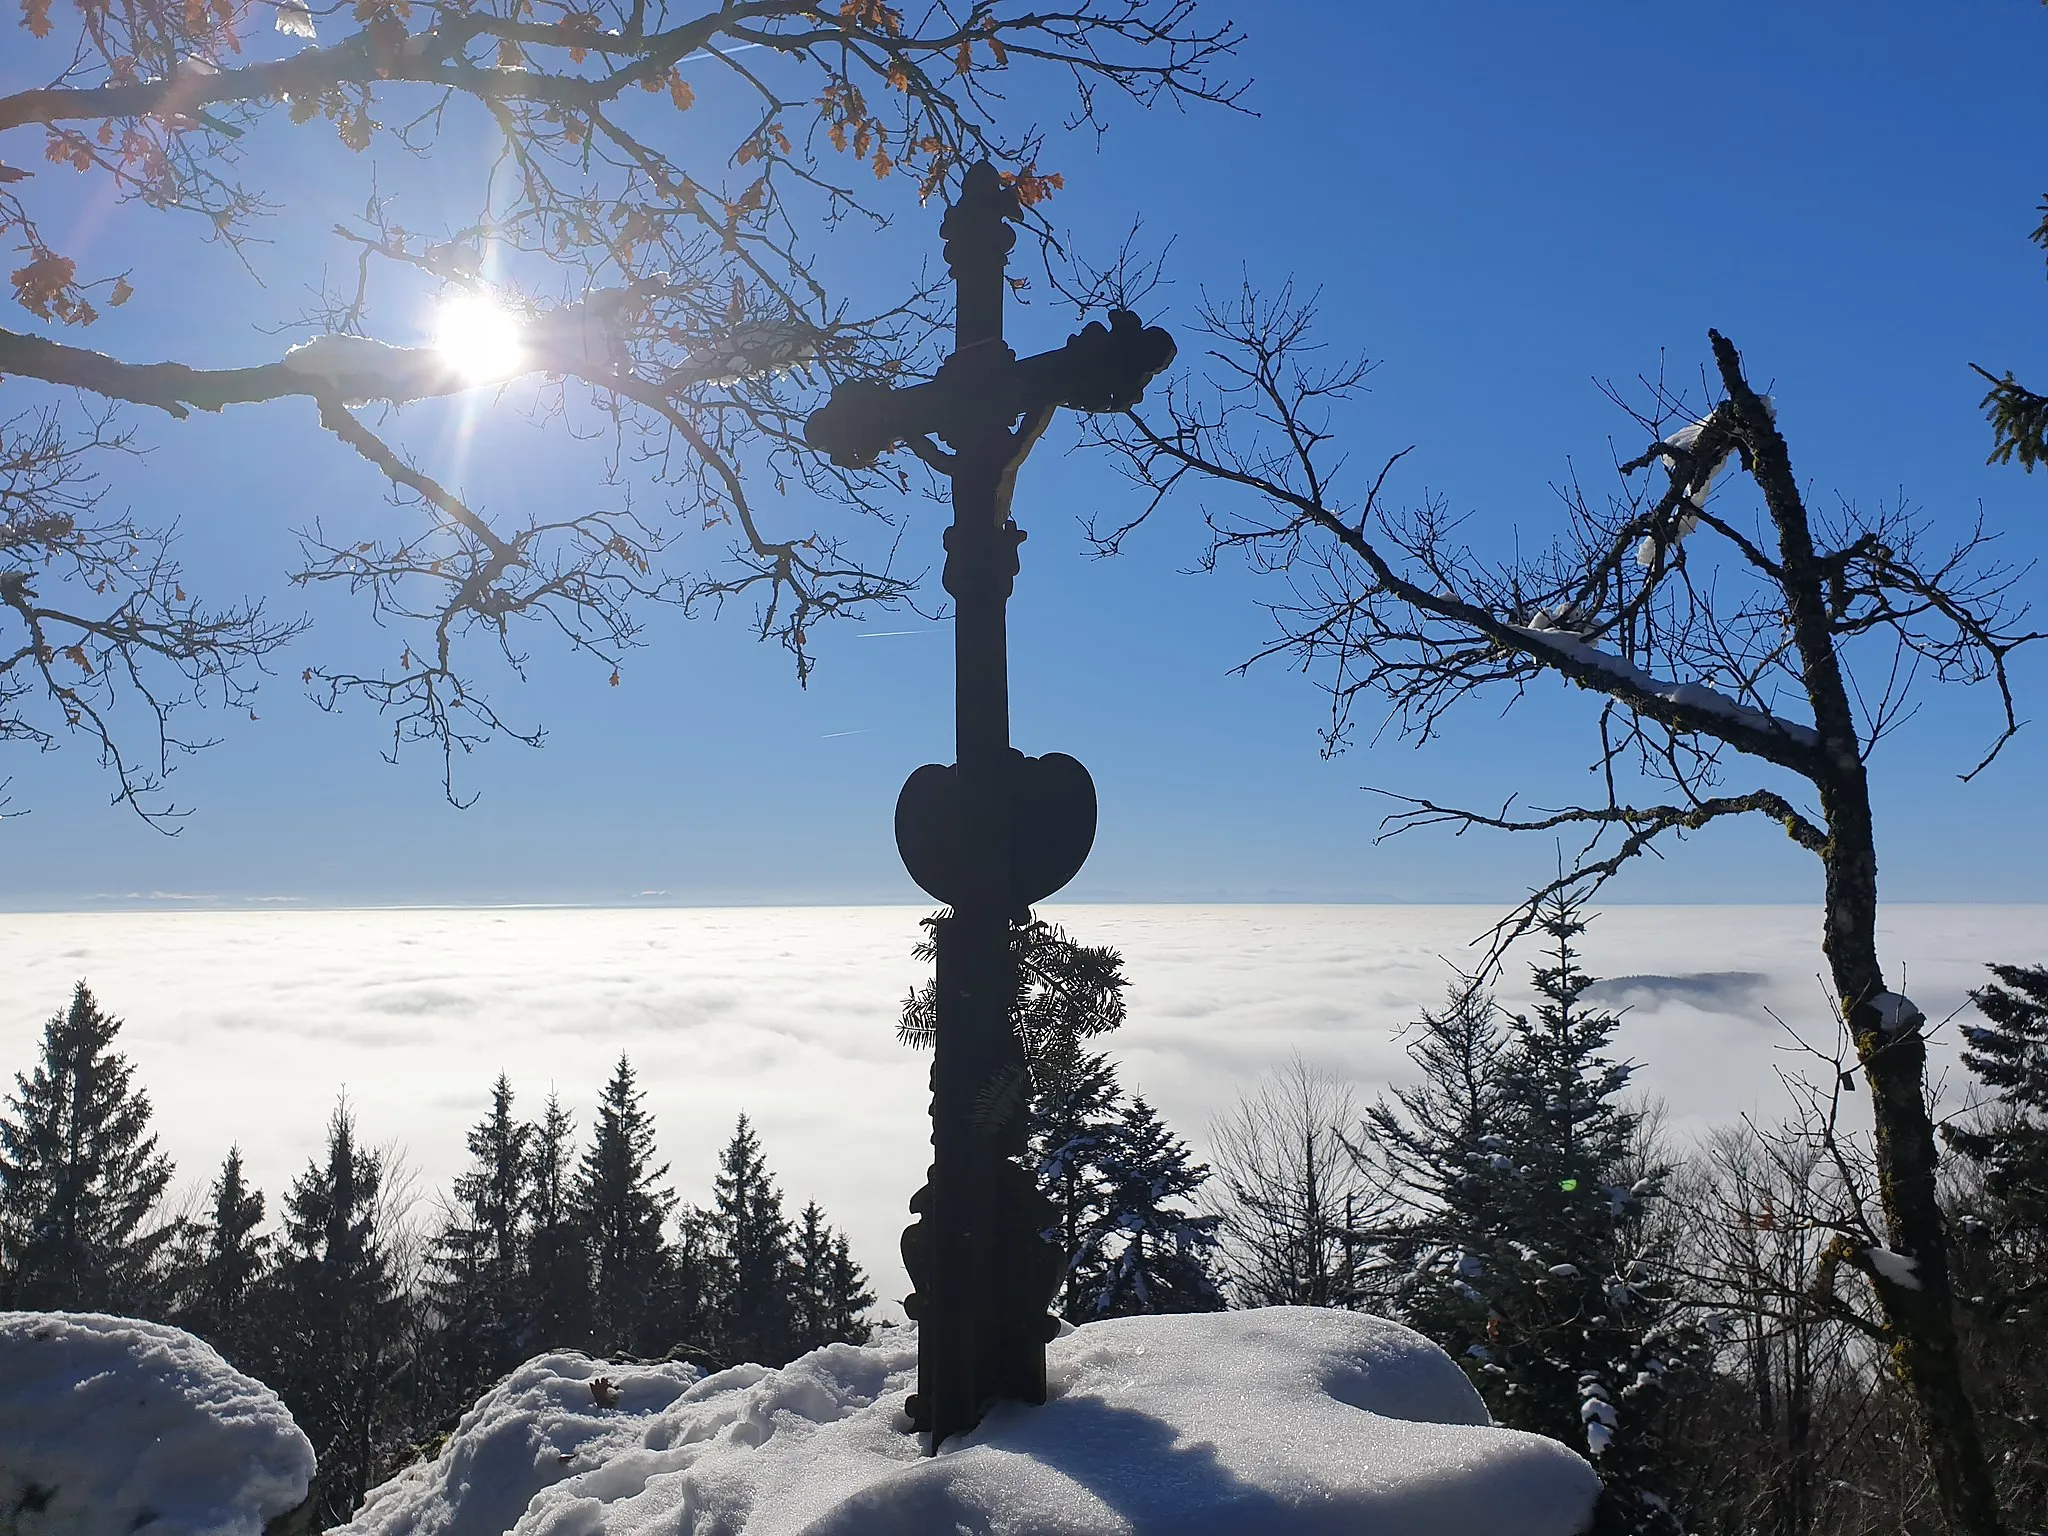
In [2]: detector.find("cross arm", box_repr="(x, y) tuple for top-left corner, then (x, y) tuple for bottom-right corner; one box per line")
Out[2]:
(805, 310), (1176, 470)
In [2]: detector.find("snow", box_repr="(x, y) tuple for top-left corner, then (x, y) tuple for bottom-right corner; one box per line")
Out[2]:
(273, 0), (316, 37)
(1865, 1246), (1923, 1291)
(687, 321), (817, 386)
(340, 1308), (1599, 1536)
(1867, 991), (1924, 1034)
(280, 332), (439, 406)
(0, 1311), (314, 1536)
(1634, 399), (1775, 567)
(1504, 625), (1819, 748)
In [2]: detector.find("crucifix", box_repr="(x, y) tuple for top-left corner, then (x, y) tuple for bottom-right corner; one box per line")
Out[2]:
(805, 161), (1174, 1449)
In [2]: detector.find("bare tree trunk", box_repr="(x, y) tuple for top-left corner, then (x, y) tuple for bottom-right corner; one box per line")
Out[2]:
(1718, 335), (2007, 1536)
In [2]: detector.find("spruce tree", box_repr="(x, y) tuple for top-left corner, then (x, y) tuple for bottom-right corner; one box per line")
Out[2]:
(1356, 902), (1694, 1536)
(0, 981), (175, 1311)
(791, 1200), (835, 1353)
(789, 1200), (875, 1351)
(528, 1090), (592, 1351)
(429, 1075), (534, 1392)
(1486, 900), (1691, 1534)
(824, 1231), (875, 1347)
(1031, 1029), (1125, 1318)
(272, 1098), (406, 1526)
(707, 1113), (795, 1366)
(176, 1145), (269, 1362)
(1945, 960), (2048, 1522)
(573, 1056), (675, 1357)
(1074, 1096), (1226, 1318)
(1948, 962), (2048, 1256)
(1354, 978), (1523, 1334)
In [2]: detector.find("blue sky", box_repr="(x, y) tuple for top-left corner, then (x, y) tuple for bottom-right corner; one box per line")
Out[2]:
(4, 1), (2047, 906)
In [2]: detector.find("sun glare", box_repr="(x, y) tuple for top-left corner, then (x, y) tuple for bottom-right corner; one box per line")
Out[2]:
(433, 291), (524, 384)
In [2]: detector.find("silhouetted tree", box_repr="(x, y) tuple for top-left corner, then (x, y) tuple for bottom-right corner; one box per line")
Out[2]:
(707, 1114), (794, 1367)
(428, 1074), (533, 1390)
(0, 981), (174, 1311)
(791, 1200), (874, 1352)
(1209, 1058), (1376, 1309)
(174, 1144), (269, 1363)
(574, 1056), (674, 1357)
(527, 1089), (591, 1351)
(271, 1098), (406, 1525)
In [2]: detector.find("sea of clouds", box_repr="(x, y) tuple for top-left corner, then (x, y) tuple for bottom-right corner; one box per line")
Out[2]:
(2, 903), (2041, 1313)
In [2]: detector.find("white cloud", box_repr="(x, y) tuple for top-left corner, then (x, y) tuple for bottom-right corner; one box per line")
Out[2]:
(1, 903), (2038, 1316)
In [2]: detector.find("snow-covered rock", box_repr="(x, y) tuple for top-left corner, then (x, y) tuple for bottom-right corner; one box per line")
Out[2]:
(0, 1311), (315, 1536)
(340, 1307), (1599, 1536)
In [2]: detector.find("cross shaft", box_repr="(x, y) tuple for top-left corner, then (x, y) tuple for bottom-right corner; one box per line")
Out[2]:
(806, 161), (1173, 1451)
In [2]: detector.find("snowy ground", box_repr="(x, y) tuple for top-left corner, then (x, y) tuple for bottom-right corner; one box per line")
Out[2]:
(339, 1307), (1599, 1536)
(0, 1311), (313, 1536)
(1, 903), (2038, 1313)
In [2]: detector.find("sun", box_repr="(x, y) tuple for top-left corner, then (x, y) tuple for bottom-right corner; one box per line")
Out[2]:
(433, 291), (524, 385)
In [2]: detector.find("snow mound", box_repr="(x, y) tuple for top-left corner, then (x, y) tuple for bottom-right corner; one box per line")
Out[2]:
(0, 1311), (315, 1536)
(341, 1307), (1599, 1536)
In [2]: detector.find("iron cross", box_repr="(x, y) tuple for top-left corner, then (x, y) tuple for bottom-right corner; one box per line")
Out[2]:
(805, 161), (1174, 1449)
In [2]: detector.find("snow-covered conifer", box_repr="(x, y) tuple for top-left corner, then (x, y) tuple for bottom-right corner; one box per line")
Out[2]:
(1481, 897), (1692, 1536)
(1354, 900), (1695, 1535)
(1074, 1095), (1226, 1318)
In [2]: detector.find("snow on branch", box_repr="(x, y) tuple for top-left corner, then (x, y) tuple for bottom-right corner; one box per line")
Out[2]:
(1503, 625), (1818, 751)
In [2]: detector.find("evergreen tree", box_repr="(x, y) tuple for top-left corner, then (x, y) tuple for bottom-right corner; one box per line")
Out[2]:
(791, 1200), (835, 1353)
(1354, 978), (1524, 1335)
(528, 1090), (592, 1351)
(707, 1113), (795, 1366)
(1356, 899), (1694, 1536)
(176, 1145), (269, 1361)
(1073, 1095), (1226, 1318)
(271, 1098), (406, 1526)
(429, 1075), (534, 1391)
(1948, 962), (2048, 1257)
(789, 1200), (875, 1351)
(1031, 1028), (1126, 1318)
(1493, 902), (1692, 1536)
(653, 1204), (713, 1360)
(1945, 961), (2048, 1524)
(0, 982), (175, 1311)
(573, 1056), (675, 1357)
(1978, 196), (2048, 472)
(824, 1231), (875, 1347)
